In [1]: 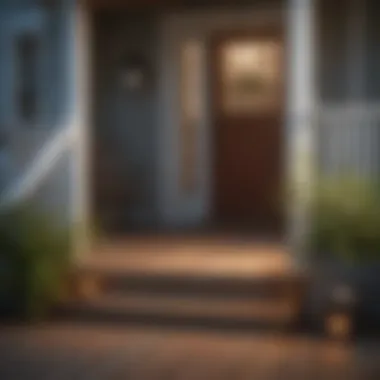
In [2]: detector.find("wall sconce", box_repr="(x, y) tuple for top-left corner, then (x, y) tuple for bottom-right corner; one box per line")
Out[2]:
(119, 52), (151, 92)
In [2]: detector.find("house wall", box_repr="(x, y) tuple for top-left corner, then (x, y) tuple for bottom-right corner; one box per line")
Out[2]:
(317, 0), (380, 178)
(318, 0), (380, 101)
(0, 2), (55, 176)
(93, 1), (380, 229)
(0, 0), (77, 232)
(365, 0), (380, 101)
(93, 12), (160, 226)
(29, 152), (72, 229)
(2, 0), (380, 238)
(318, 0), (349, 102)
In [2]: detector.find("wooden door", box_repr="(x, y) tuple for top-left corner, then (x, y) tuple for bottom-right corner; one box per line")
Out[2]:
(211, 29), (284, 232)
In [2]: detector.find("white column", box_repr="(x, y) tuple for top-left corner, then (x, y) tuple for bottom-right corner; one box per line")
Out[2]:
(67, 0), (91, 260)
(286, 0), (317, 266)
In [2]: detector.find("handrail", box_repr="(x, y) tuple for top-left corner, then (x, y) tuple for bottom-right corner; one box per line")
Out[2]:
(0, 126), (72, 210)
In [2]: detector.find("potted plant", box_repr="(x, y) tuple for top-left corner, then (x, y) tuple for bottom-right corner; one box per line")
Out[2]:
(308, 176), (380, 340)
(0, 204), (71, 321)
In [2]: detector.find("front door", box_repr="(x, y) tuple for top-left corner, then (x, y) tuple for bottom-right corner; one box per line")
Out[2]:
(211, 29), (284, 233)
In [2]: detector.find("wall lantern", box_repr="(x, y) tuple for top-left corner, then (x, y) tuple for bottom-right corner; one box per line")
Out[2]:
(119, 52), (151, 91)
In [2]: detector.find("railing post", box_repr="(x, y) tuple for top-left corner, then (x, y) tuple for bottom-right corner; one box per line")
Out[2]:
(286, 0), (317, 267)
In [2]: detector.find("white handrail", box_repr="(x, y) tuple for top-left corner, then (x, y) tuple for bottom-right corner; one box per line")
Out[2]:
(0, 126), (72, 210)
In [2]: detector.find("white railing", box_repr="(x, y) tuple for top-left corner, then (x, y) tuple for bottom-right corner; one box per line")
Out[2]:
(0, 126), (72, 210)
(318, 103), (380, 177)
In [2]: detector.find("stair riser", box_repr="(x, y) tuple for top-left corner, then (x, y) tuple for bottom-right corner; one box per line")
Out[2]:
(90, 274), (305, 301)
(56, 306), (297, 330)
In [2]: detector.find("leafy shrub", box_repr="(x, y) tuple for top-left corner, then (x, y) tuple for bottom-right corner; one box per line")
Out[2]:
(0, 205), (71, 320)
(311, 177), (380, 263)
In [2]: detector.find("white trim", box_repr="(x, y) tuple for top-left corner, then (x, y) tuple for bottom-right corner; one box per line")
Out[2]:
(286, 0), (316, 263)
(158, 6), (284, 227)
(71, 1), (92, 260)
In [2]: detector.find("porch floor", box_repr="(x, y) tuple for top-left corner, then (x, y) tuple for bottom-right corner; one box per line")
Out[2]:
(81, 234), (296, 280)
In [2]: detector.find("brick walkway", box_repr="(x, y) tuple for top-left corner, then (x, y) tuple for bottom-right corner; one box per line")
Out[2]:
(0, 322), (379, 379)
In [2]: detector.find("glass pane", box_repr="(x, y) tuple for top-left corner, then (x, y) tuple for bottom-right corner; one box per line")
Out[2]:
(221, 40), (282, 114)
(15, 34), (39, 124)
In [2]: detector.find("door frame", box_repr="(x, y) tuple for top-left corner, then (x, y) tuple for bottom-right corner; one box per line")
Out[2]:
(159, 7), (286, 228)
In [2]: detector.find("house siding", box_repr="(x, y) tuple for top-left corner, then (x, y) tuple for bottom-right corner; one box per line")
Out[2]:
(0, 0), (77, 232)
(93, 12), (160, 226)
(366, 0), (380, 101)
(28, 151), (72, 229)
(317, 0), (380, 178)
(2, 0), (380, 239)
(318, 0), (348, 103)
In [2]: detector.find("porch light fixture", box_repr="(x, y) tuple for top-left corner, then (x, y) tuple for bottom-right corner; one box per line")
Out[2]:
(119, 52), (151, 91)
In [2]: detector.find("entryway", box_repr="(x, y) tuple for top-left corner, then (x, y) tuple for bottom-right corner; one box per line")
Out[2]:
(61, 3), (308, 333)
(90, 9), (286, 236)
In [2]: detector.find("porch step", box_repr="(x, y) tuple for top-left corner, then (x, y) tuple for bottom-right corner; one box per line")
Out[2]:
(57, 268), (307, 329)
(57, 240), (308, 329)
(58, 292), (300, 328)
(76, 267), (306, 301)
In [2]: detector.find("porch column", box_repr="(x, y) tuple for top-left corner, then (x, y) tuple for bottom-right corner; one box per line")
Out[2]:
(286, 0), (317, 266)
(66, 0), (91, 260)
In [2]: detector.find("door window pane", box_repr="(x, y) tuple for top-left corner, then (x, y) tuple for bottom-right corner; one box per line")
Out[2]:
(221, 40), (282, 115)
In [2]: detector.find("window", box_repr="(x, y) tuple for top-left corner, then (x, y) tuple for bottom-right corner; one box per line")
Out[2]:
(15, 33), (40, 125)
(220, 40), (282, 115)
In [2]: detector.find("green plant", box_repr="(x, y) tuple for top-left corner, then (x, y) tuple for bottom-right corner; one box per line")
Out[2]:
(311, 176), (380, 263)
(0, 205), (71, 320)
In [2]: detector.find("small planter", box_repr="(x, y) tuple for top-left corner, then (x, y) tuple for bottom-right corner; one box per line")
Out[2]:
(309, 176), (380, 340)
(306, 255), (380, 340)
(0, 207), (71, 323)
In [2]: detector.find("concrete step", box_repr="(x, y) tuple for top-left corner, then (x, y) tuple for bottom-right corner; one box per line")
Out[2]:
(58, 267), (307, 329)
(60, 241), (308, 329)
(58, 292), (301, 328)
(76, 267), (306, 301)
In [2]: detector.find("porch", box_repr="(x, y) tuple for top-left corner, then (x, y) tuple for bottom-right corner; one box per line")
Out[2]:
(85, 0), (380, 248)
(58, 0), (379, 330)
(1, 0), (380, 333)
(1, 0), (379, 258)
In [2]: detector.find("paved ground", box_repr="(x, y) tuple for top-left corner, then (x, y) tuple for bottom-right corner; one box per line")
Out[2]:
(1, 322), (380, 380)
